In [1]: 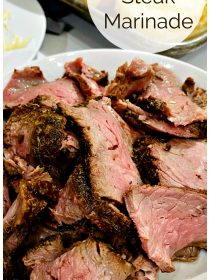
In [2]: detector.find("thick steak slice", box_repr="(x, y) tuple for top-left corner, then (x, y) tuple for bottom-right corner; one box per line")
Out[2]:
(114, 99), (206, 139)
(60, 97), (141, 203)
(49, 238), (134, 280)
(52, 163), (133, 246)
(133, 137), (207, 190)
(4, 66), (84, 109)
(65, 58), (108, 99)
(138, 65), (206, 126)
(4, 99), (79, 181)
(125, 185), (207, 272)
(106, 59), (153, 99)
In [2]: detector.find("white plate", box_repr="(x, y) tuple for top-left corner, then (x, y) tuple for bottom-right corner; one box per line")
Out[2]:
(3, 0), (46, 74)
(3, 49), (207, 280)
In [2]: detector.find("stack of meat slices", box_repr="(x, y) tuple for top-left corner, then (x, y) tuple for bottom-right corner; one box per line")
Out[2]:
(3, 57), (206, 280)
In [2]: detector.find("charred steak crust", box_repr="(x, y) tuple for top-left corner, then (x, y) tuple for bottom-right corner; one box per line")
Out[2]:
(4, 98), (79, 182)
(133, 136), (207, 191)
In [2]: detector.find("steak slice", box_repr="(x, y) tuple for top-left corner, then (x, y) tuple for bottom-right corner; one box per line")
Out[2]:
(106, 59), (154, 99)
(4, 179), (47, 238)
(64, 57), (108, 99)
(125, 185), (207, 272)
(23, 235), (65, 268)
(138, 64), (206, 126)
(60, 97), (141, 204)
(133, 137), (207, 191)
(52, 163), (133, 247)
(114, 99), (206, 139)
(51, 164), (86, 225)
(4, 66), (84, 109)
(4, 99), (79, 181)
(4, 225), (29, 255)
(49, 238), (134, 280)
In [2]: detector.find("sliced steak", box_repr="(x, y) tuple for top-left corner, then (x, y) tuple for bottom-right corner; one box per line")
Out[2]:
(52, 163), (133, 247)
(137, 64), (206, 126)
(3, 179), (47, 238)
(4, 99), (79, 181)
(49, 238), (134, 280)
(4, 226), (29, 255)
(51, 164), (86, 225)
(125, 185), (207, 272)
(4, 66), (84, 109)
(60, 97), (141, 204)
(133, 137), (207, 190)
(64, 57), (108, 99)
(114, 99), (206, 139)
(3, 153), (58, 202)
(23, 235), (65, 268)
(106, 59), (153, 99)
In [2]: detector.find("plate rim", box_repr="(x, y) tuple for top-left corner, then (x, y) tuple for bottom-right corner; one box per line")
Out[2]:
(4, 48), (207, 80)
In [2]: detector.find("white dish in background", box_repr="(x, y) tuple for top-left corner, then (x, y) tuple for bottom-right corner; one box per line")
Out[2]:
(3, 0), (46, 74)
(3, 49), (207, 280)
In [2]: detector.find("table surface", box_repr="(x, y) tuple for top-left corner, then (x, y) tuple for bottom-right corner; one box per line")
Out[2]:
(38, 13), (207, 71)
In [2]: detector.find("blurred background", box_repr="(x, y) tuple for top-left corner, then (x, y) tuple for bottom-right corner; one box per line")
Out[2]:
(3, 0), (207, 72)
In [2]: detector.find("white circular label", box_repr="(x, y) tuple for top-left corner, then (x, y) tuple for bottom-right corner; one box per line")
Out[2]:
(87, 0), (205, 53)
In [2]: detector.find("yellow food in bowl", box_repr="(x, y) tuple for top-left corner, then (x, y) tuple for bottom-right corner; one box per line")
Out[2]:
(186, 3), (207, 41)
(3, 10), (30, 52)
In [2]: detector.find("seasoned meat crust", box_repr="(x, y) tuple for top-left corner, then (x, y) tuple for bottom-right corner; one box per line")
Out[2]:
(4, 98), (79, 182)
(133, 136), (207, 191)
(59, 97), (141, 204)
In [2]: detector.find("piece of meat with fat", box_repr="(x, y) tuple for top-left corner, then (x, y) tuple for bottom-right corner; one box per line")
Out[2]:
(133, 137), (207, 191)
(64, 57), (108, 99)
(106, 59), (154, 99)
(4, 66), (84, 109)
(30, 238), (134, 280)
(125, 185), (207, 272)
(59, 97), (141, 204)
(137, 64), (206, 126)
(113, 99), (206, 139)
